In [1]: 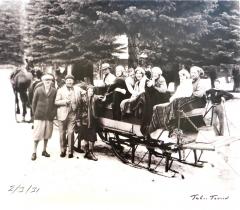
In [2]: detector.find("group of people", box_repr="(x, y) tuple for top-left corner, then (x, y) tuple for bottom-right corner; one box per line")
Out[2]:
(100, 64), (170, 121)
(100, 63), (233, 136)
(31, 73), (99, 161)
(100, 64), (206, 131)
(26, 61), (233, 161)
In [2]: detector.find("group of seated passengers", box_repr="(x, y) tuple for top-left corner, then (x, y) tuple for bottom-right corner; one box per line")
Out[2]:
(120, 66), (170, 120)
(148, 66), (206, 132)
(99, 63), (206, 125)
(99, 64), (168, 120)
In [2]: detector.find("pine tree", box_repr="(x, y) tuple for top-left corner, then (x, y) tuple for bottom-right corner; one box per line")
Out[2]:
(200, 0), (240, 66)
(94, 0), (216, 68)
(95, 0), (239, 73)
(25, 0), (122, 66)
(63, 0), (123, 63)
(0, 0), (24, 65)
(23, 0), (240, 76)
(25, 0), (72, 64)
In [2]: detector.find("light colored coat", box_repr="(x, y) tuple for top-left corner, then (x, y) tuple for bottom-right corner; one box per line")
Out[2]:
(192, 78), (206, 98)
(153, 75), (167, 93)
(55, 85), (81, 121)
(170, 79), (193, 102)
(103, 73), (116, 86)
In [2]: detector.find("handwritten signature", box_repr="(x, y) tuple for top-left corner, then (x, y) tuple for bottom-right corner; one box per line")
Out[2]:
(190, 194), (229, 200)
(8, 184), (40, 194)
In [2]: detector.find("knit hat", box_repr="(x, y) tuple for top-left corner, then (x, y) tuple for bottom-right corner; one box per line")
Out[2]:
(42, 73), (54, 81)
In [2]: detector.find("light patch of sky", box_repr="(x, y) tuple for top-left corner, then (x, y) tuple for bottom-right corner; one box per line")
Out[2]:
(113, 34), (129, 59)
(0, 0), (29, 6)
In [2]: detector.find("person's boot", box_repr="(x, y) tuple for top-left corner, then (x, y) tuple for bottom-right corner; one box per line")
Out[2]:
(42, 151), (50, 157)
(89, 142), (98, 161)
(60, 150), (66, 158)
(84, 142), (98, 161)
(84, 151), (98, 161)
(84, 143), (90, 159)
(90, 151), (98, 161)
(31, 153), (37, 161)
(84, 152), (89, 159)
(76, 139), (84, 153)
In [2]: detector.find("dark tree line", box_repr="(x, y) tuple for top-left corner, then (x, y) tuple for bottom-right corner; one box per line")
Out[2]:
(0, 0), (239, 77)
(0, 0), (24, 65)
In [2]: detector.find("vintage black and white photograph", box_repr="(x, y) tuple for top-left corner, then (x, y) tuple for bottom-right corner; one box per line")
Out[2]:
(0, 0), (240, 209)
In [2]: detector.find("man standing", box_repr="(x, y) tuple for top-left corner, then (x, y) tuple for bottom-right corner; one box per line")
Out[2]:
(55, 75), (80, 158)
(206, 79), (233, 136)
(31, 73), (57, 161)
(102, 63), (116, 86)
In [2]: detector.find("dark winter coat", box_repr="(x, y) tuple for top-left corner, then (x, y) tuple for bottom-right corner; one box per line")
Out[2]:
(76, 94), (99, 128)
(206, 89), (233, 104)
(32, 85), (57, 121)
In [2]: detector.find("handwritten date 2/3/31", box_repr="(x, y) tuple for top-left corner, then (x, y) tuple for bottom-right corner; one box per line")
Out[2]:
(8, 185), (40, 194)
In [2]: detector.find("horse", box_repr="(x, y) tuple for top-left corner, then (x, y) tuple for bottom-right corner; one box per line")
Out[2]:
(10, 68), (33, 122)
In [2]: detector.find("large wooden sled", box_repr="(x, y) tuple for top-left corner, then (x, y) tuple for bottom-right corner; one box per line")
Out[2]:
(94, 98), (239, 177)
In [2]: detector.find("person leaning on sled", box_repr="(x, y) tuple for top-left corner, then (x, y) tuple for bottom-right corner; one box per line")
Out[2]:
(102, 65), (131, 120)
(206, 79), (233, 136)
(75, 85), (100, 161)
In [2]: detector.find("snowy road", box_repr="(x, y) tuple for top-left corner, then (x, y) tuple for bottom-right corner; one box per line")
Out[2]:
(0, 68), (239, 210)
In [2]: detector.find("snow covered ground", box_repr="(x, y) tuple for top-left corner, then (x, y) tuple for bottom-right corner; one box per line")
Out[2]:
(0, 68), (239, 210)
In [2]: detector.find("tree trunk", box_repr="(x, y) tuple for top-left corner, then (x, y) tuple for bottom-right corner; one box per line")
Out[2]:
(128, 34), (139, 68)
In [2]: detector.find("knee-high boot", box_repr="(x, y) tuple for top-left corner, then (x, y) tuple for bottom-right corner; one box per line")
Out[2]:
(84, 141), (98, 161)
(76, 136), (84, 153)
(89, 141), (98, 161)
